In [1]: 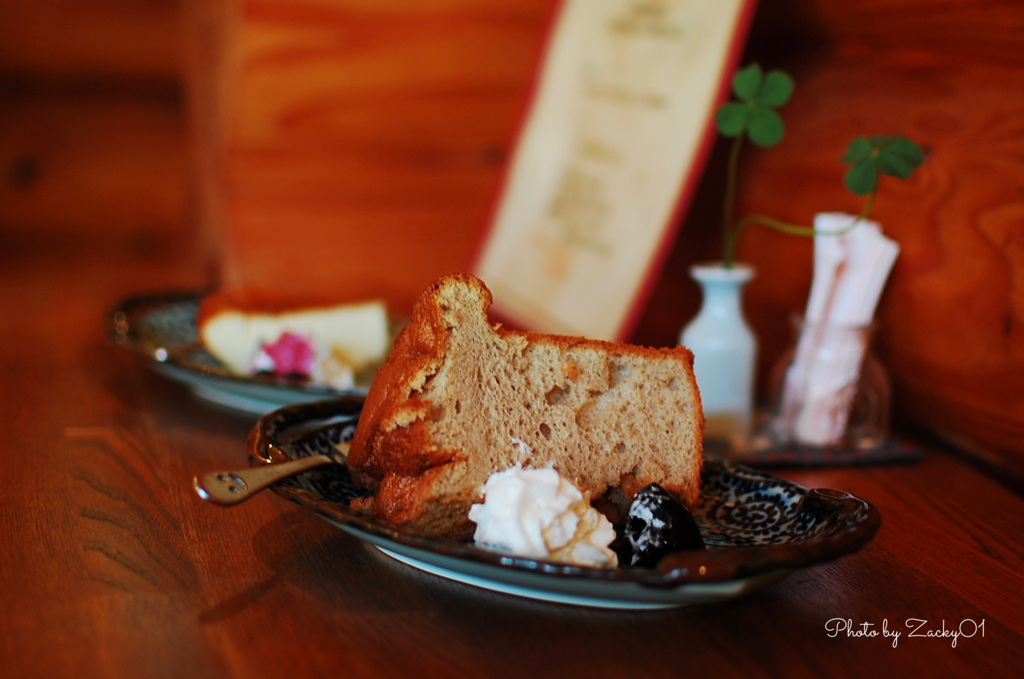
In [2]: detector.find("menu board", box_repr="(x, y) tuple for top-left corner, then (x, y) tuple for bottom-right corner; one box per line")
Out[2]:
(473, 0), (757, 340)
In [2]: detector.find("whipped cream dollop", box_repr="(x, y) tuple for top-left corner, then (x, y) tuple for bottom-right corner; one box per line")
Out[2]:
(468, 464), (618, 568)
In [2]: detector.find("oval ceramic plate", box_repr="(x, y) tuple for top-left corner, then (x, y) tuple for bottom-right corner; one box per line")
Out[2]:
(109, 292), (382, 416)
(249, 398), (882, 609)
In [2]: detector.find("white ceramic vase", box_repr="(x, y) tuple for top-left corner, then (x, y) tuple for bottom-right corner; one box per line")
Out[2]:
(679, 263), (757, 442)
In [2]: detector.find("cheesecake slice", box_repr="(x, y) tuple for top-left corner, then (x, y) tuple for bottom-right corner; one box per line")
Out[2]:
(197, 289), (390, 388)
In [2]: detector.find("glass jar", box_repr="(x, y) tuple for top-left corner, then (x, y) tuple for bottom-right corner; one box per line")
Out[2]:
(762, 316), (891, 449)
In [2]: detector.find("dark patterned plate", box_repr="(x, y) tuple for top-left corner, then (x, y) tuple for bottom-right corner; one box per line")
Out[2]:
(250, 398), (882, 609)
(108, 292), (378, 416)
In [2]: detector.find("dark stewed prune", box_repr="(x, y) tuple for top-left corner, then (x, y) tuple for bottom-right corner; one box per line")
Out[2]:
(624, 484), (705, 568)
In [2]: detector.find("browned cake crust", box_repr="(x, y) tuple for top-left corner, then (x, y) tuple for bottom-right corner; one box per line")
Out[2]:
(347, 273), (704, 538)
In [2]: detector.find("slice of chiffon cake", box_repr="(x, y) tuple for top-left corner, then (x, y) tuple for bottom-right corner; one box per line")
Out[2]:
(347, 273), (704, 538)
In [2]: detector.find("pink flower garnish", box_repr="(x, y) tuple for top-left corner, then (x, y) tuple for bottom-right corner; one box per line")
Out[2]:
(261, 332), (316, 376)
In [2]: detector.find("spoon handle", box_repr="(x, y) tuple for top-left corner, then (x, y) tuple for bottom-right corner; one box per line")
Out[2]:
(193, 454), (334, 506)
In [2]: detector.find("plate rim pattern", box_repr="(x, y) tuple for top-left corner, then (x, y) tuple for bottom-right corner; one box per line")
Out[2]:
(249, 398), (883, 589)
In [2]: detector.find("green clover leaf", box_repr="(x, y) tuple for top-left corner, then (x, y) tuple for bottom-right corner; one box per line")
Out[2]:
(732, 63), (763, 100)
(879, 137), (924, 177)
(840, 137), (873, 164)
(748, 108), (784, 147)
(715, 63), (794, 147)
(844, 162), (879, 197)
(715, 103), (751, 137)
(758, 71), (794, 107)
(843, 136), (923, 195)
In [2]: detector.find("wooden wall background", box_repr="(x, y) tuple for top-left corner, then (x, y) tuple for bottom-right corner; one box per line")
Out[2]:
(2, 0), (1021, 480)
(182, 0), (557, 306)
(0, 0), (187, 247)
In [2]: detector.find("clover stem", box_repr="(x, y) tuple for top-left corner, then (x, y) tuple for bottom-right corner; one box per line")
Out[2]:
(721, 140), (881, 264)
(732, 188), (879, 243)
(856, 188), (878, 223)
(722, 134), (744, 268)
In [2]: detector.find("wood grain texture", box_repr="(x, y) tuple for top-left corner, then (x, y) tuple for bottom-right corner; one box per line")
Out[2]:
(0, 235), (1022, 678)
(185, 0), (557, 312)
(0, 0), (189, 245)
(0, 91), (189, 241)
(0, 0), (181, 82)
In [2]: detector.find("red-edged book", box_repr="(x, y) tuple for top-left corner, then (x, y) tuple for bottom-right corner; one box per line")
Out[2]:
(472, 0), (758, 340)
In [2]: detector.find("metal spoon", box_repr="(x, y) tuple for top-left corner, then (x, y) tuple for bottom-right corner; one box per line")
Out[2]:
(194, 442), (349, 506)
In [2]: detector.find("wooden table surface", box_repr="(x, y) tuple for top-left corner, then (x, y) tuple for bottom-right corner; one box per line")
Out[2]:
(1, 238), (1022, 679)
